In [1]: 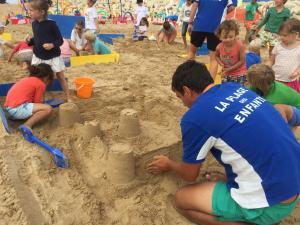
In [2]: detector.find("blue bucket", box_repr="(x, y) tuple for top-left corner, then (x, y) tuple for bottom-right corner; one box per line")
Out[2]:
(196, 42), (209, 56)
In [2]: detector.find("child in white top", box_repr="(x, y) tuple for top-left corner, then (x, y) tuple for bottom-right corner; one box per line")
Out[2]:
(270, 18), (300, 92)
(135, 0), (148, 27)
(177, 0), (192, 49)
(0, 21), (14, 58)
(85, 0), (99, 33)
(137, 17), (149, 40)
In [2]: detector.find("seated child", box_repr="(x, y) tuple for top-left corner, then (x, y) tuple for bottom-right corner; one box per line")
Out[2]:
(7, 40), (33, 67)
(4, 63), (54, 130)
(247, 64), (300, 127)
(84, 31), (111, 55)
(70, 20), (87, 56)
(215, 20), (247, 85)
(0, 21), (14, 58)
(133, 17), (149, 41)
(60, 39), (72, 67)
(246, 39), (262, 69)
(156, 21), (177, 47)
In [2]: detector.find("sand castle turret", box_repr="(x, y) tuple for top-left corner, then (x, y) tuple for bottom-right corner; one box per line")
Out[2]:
(118, 109), (141, 138)
(107, 143), (135, 184)
(75, 121), (101, 142)
(59, 103), (81, 127)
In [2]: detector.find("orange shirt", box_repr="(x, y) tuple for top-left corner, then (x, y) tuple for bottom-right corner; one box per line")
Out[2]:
(5, 77), (46, 108)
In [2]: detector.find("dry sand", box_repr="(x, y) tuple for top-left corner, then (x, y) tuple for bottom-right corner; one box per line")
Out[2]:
(0, 4), (299, 225)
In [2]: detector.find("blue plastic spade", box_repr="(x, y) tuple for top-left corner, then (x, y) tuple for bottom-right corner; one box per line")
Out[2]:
(0, 105), (11, 133)
(19, 125), (69, 168)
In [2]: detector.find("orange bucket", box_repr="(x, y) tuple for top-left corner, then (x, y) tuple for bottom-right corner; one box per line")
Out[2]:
(74, 77), (95, 99)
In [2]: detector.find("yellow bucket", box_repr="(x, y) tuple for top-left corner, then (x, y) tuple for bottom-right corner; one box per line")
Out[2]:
(74, 77), (95, 99)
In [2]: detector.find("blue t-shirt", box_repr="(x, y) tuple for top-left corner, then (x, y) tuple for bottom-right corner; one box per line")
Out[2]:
(181, 83), (300, 209)
(93, 39), (111, 55)
(246, 52), (261, 69)
(193, 0), (231, 33)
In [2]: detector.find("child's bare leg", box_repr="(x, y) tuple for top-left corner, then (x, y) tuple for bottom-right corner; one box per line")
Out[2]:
(56, 71), (70, 100)
(168, 31), (177, 44)
(24, 104), (52, 128)
(188, 43), (198, 60)
(182, 35), (187, 49)
(174, 183), (250, 225)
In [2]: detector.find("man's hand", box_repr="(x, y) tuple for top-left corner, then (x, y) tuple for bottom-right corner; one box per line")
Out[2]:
(187, 24), (193, 35)
(147, 155), (171, 174)
(43, 43), (54, 50)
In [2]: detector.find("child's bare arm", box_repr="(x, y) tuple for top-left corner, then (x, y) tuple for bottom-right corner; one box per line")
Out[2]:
(5, 42), (14, 49)
(289, 67), (300, 80)
(7, 51), (15, 62)
(267, 54), (275, 67)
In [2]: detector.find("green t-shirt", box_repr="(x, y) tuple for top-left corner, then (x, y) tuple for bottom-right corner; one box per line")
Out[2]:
(258, 7), (290, 33)
(250, 81), (300, 108)
(245, 2), (259, 21)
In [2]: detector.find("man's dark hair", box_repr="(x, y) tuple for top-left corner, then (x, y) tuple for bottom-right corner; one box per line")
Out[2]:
(163, 21), (171, 30)
(137, 0), (143, 4)
(172, 60), (214, 95)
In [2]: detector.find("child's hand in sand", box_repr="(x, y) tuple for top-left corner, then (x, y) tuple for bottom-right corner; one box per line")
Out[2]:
(147, 155), (171, 174)
(43, 43), (54, 50)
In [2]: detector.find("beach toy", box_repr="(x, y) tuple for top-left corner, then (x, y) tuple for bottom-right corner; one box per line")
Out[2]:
(70, 52), (119, 67)
(0, 105), (11, 134)
(74, 77), (95, 99)
(44, 99), (65, 108)
(0, 33), (12, 41)
(196, 43), (209, 56)
(19, 125), (69, 168)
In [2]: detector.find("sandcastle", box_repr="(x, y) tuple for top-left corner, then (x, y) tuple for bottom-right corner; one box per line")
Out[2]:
(59, 103), (81, 127)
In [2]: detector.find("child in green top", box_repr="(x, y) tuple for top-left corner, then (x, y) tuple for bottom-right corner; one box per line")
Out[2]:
(247, 64), (300, 127)
(244, 0), (261, 44)
(254, 0), (290, 56)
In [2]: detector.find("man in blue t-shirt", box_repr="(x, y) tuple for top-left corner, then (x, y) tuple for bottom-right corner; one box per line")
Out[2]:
(187, 0), (235, 79)
(147, 61), (300, 225)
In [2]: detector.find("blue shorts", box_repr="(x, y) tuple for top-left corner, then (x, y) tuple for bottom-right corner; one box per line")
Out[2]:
(288, 107), (300, 126)
(6, 103), (34, 120)
(181, 22), (189, 37)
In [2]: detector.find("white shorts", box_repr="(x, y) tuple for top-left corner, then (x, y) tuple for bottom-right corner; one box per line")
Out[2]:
(16, 49), (33, 62)
(6, 103), (34, 120)
(32, 54), (65, 73)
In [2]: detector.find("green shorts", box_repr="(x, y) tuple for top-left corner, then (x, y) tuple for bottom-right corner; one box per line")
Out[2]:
(212, 182), (298, 225)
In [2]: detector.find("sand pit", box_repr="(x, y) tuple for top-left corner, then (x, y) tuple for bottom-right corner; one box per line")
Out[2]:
(0, 4), (300, 225)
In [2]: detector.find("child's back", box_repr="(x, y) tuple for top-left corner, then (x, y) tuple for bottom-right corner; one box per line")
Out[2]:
(93, 39), (111, 55)
(5, 76), (46, 107)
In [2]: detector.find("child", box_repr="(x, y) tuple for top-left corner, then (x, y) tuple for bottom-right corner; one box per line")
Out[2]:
(70, 20), (87, 56)
(134, 0), (148, 27)
(244, 0), (261, 44)
(0, 21), (14, 58)
(84, 31), (111, 55)
(7, 40), (33, 67)
(177, 0), (192, 49)
(27, 0), (70, 101)
(246, 39), (262, 69)
(156, 21), (177, 47)
(270, 18), (300, 92)
(85, 0), (99, 34)
(247, 64), (300, 127)
(4, 63), (53, 130)
(60, 39), (71, 67)
(215, 20), (247, 85)
(133, 17), (149, 41)
(255, 0), (291, 56)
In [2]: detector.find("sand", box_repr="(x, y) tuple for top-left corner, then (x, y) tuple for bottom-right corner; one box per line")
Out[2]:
(0, 3), (300, 225)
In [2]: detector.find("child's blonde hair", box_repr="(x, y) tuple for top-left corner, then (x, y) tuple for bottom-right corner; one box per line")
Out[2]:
(84, 31), (96, 42)
(246, 64), (275, 96)
(215, 20), (240, 38)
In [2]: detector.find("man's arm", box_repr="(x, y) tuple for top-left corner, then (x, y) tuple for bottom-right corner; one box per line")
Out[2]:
(147, 155), (201, 182)
(187, 1), (198, 33)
